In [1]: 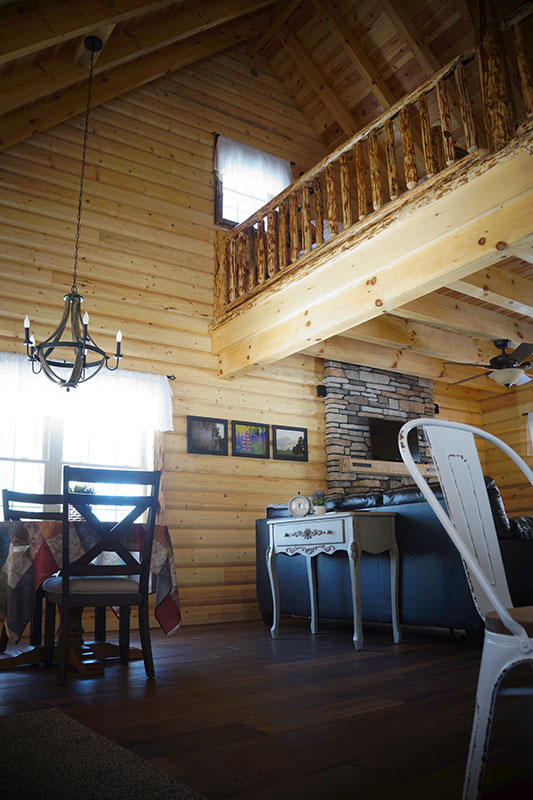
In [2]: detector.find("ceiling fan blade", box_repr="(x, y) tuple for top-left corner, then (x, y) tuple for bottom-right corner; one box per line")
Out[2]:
(514, 372), (531, 386)
(511, 342), (533, 363)
(449, 371), (491, 386)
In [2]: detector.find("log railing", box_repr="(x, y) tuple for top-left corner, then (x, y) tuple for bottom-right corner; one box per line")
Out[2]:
(213, 6), (532, 323)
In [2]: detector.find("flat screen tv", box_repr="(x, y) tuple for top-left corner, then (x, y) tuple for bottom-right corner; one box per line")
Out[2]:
(367, 418), (420, 462)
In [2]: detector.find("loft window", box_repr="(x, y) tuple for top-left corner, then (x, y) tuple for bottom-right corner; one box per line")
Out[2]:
(214, 135), (292, 227)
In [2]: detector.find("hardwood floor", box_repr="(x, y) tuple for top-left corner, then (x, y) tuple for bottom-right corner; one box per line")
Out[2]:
(1, 619), (532, 799)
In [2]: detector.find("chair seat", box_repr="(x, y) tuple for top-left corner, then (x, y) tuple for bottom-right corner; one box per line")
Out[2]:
(485, 606), (533, 636)
(42, 575), (140, 595)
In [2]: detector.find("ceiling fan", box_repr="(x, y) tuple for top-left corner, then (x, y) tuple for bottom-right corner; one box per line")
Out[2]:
(448, 339), (533, 388)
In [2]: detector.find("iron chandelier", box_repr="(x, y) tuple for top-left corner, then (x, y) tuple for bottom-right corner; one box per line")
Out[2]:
(23, 36), (122, 391)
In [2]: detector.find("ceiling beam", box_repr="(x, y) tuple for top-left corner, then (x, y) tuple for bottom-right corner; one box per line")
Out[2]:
(75, 22), (116, 69)
(303, 335), (502, 391)
(0, 0), (277, 115)
(342, 315), (497, 364)
(0, 13), (269, 153)
(0, 0), (175, 65)
(394, 290), (533, 346)
(276, 25), (358, 137)
(248, 0), (302, 57)
(447, 265), (533, 317)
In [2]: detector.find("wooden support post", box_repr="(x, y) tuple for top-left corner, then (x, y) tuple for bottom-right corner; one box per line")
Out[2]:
(454, 62), (479, 152)
(436, 80), (455, 166)
(325, 164), (338, 236)
(368, 132), (383, 211)
(354, 141), (367, 219)
(256, 219), (266, 283)
(301, 183), (312, 253)
(469, 0), (516, 151)
(399, 107), (418, 189)
(237, 232), (246, 296)
(267, 209), (278, 277)
(431, 124), (446, 172)
(228, 238), (237, 302)
(245, 228), (256, 292)
(289, 193), (299, 262)
(278, 200), (288, 270)
(213, 230), (228, 320)
(418, 92), (437, 176)
(513, 21), (533, 118)
(314, 175), (324, 245)
(384, 120), (399, 201)
(339, 153), (353, 227)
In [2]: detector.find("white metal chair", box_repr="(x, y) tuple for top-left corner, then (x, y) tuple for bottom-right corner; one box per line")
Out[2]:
(398, 418), (533, 800)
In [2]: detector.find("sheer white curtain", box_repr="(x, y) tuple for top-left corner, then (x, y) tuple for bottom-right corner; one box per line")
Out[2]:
(215, 135), (292, 223)
(0, 351), (173, 431)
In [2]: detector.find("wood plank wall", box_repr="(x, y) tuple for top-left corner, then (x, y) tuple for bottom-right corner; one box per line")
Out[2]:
(479, 383), (533, 516)
(0, 46), (328, 627)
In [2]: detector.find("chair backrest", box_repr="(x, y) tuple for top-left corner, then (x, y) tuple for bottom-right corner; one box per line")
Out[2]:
(62, 465), (161, 595)
(398, 418), (533, 644)
(2, 489), (63, 521)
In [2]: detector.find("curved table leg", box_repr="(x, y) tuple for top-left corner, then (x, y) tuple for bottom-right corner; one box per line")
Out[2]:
(266, 545), (279, 639)
(348, 542), (363, 650)
(306, 557), (318, 634)
(390, 543), (402, 643)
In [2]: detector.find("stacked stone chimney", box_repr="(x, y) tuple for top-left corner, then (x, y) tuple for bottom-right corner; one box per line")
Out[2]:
(322, 361), (435, 495)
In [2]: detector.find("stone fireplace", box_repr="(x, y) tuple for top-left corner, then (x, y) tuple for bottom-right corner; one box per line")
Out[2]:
(322, 361), (435, 494)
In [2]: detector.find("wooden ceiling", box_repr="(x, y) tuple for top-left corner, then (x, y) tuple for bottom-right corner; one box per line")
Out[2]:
(0, 0), (531, 390)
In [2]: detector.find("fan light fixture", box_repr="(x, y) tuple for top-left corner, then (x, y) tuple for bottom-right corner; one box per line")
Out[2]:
(488, 368), (526, 387)
(23, 36), (122, 391)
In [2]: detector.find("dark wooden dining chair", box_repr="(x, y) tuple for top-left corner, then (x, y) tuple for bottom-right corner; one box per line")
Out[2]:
(42, 465), (161, 684)
(1, 489), (63, 653)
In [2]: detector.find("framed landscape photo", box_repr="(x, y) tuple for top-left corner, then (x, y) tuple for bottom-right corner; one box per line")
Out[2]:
(272, 425), (308, 462)
(187, 416), (228, 456)
(231, 420), (269, 459)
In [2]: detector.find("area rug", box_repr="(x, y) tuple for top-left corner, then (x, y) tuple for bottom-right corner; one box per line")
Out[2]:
(0, 707), (205, 800)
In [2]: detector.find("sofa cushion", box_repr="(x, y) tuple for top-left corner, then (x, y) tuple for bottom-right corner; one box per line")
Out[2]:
(381, 484), (444, 506)
(507, 516), (533, 540)
(326, 493), (382, 511)
(484, 476), (511, 538)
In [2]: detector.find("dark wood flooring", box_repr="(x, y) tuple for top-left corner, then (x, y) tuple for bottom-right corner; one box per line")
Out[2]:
(1, 619), (532, 799)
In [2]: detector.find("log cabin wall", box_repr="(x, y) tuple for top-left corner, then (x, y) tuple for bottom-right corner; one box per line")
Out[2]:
(479, 383), (533, 516)
(0, 46), (329, 627)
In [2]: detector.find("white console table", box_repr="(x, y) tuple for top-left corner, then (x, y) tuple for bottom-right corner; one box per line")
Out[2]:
(265, 510), (401, 650)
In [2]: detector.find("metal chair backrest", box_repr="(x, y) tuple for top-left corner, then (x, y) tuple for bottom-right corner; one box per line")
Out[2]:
(2, 489), (63, 520)
(62, 465), (161, 596)
(398, 418), (533, 646)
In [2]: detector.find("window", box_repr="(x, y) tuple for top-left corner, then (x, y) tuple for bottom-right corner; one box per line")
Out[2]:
(214, 135), (292, 226)
(0, 352), (173, 519)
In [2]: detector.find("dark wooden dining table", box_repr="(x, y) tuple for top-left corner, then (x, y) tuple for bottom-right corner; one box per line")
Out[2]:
(0, 519), (181, 676)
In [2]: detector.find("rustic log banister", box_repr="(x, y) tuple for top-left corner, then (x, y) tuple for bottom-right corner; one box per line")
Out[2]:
(224, 51), (475, 240)
(213, 35), (530, 323)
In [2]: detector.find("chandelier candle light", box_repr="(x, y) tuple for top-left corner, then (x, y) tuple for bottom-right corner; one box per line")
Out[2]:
(23, 36), (122, 391)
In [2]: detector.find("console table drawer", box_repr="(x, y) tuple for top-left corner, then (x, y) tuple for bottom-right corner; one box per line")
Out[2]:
(274, 518), (346, 547)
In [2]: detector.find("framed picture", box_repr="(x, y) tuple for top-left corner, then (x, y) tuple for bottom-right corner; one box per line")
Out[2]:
(231, 420), (270, 459)
(187, 416), (228, 456)
(272, 425), (308, 461)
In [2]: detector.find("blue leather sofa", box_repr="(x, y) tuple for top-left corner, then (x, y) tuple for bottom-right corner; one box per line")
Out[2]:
(255, 480), (533, 645)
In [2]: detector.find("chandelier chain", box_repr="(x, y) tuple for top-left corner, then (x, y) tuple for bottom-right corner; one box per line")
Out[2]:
(72, 47), (95, 294)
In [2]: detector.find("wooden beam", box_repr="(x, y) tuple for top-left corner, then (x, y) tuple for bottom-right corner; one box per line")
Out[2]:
(75, 23), (116, 69)
(0, 0), (277, 115)
(343, 315), (498, 365)
(212, 138), (532, 378)
(248, 0), (302, 57)
(448, 264), (533, 317)
(395, 290), (533, 345)
(508, 240), (533, 263)
(0, 14), (269, 153)
(276, 25), (358, 137)
(0, 0), (175, 64)
(303, 335), (502, 391)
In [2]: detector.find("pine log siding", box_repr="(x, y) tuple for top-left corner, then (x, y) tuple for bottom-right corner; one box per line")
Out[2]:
(0, 47), (328, 627)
